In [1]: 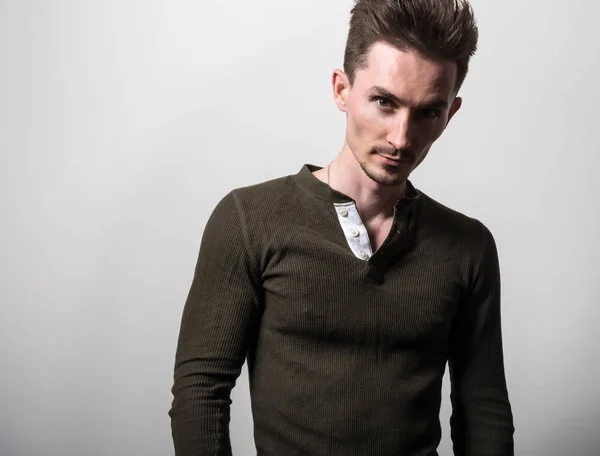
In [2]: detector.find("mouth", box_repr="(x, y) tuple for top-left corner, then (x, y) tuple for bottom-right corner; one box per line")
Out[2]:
(377, 154), (412, 166)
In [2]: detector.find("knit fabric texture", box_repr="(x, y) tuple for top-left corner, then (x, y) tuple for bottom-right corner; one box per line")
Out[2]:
(169, 164), (515, 455)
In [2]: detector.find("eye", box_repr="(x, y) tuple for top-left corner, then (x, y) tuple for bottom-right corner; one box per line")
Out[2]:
(373, 96), (395, 110)
(422, 109), (441, 119)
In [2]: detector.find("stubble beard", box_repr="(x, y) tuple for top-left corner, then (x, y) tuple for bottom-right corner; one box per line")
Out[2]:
(359, 158), (408, 187)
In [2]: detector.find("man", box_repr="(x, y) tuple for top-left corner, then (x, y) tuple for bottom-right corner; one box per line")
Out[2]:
(169, 0), (515, 455)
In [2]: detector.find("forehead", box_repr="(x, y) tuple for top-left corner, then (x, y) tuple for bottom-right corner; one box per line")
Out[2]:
(355, 41), (457, 100)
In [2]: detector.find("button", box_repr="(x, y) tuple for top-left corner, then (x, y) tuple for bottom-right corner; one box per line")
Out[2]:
(359, 251), (370, 260)
(337, 207), (348, 217)
(349, 228), (359, 237)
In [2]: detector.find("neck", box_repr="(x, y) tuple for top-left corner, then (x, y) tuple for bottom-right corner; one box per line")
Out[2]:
(328, 147), (407, 222)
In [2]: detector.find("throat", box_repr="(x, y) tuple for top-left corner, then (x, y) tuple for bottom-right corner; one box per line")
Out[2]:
(364, 216), (395, 253)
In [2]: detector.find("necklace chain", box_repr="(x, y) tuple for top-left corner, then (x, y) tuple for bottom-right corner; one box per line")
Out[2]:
(327, 162), (331, 187)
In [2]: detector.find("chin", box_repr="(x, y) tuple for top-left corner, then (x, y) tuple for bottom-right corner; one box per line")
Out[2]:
(378, 175), (407, 187)
(360, 161), (407, 187)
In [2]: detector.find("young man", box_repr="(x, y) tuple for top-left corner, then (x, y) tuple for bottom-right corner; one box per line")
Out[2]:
(169, 0), (515, 455)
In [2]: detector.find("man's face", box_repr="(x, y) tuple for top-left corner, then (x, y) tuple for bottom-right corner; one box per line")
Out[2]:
(334, 41), (462, 186)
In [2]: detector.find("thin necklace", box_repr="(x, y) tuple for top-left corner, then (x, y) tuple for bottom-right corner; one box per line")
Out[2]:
(327, 162), (332, 187)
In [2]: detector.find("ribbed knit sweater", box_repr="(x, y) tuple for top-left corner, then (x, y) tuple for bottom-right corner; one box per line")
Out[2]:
(169, 164), (515, 456)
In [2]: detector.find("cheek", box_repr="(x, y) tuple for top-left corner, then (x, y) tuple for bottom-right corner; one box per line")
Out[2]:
(415, 120), (445, 147)
(428, 123), (446, 143)
(348, 104), (383, 141)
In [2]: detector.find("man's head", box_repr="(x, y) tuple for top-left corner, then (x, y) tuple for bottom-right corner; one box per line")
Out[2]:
(333, 0), (478, 187)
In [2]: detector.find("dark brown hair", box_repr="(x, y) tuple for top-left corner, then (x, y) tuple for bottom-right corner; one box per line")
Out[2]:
(343, 0), (479, 93)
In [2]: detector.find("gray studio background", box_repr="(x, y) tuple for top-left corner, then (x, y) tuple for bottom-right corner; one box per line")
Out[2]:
(1, 0), (599, 455)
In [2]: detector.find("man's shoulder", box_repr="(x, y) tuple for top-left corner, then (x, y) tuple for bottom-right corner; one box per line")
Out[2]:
(212, 168), (318, 220)
(414, 190), (499, 271)
(233, 172), (294, 194)
(419, 190), (474, 223)
(417, 190), (492, 241)
(227, 171), (302, 206)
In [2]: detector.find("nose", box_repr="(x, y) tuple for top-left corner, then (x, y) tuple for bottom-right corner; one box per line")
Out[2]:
(386, 113), (412, 151)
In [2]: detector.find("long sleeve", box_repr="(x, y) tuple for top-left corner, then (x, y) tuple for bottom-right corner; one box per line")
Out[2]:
(448, 221), (515, 455)
(169, 191), (263, 456)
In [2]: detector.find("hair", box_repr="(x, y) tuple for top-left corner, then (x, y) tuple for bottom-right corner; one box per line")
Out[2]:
(343, 0), (479, 93)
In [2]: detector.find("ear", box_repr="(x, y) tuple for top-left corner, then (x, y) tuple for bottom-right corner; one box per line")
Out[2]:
(332, 69), (350, 112)
(446, 96), (462, 125)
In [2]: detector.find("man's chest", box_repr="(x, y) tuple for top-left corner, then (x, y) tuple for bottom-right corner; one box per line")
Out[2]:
(259, 228), (464, 347)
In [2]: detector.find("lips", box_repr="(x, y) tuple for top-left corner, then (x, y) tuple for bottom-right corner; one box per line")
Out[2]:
(378, 154), (412, 165)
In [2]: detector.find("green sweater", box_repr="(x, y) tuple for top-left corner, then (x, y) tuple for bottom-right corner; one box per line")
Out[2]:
(169, 164), (514, 455)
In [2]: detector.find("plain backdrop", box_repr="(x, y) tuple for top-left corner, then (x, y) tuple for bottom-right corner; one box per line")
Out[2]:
(1, 0), (599, 455)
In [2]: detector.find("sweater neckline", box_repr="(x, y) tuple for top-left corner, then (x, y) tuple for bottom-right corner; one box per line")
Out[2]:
(293, 164), (422, 215)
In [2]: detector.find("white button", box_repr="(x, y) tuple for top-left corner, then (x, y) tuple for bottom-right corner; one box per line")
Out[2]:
(337, 207), (348, 217)
(359, 251), (369, 260)
(349, 228), (360, 237)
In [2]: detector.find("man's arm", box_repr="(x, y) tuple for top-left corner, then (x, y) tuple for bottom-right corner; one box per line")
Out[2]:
(169, 191), (263, 456)
(448, 221), (515, 455)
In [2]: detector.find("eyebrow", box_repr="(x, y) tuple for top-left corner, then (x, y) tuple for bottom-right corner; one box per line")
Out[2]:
(368, 85), (449, 110)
